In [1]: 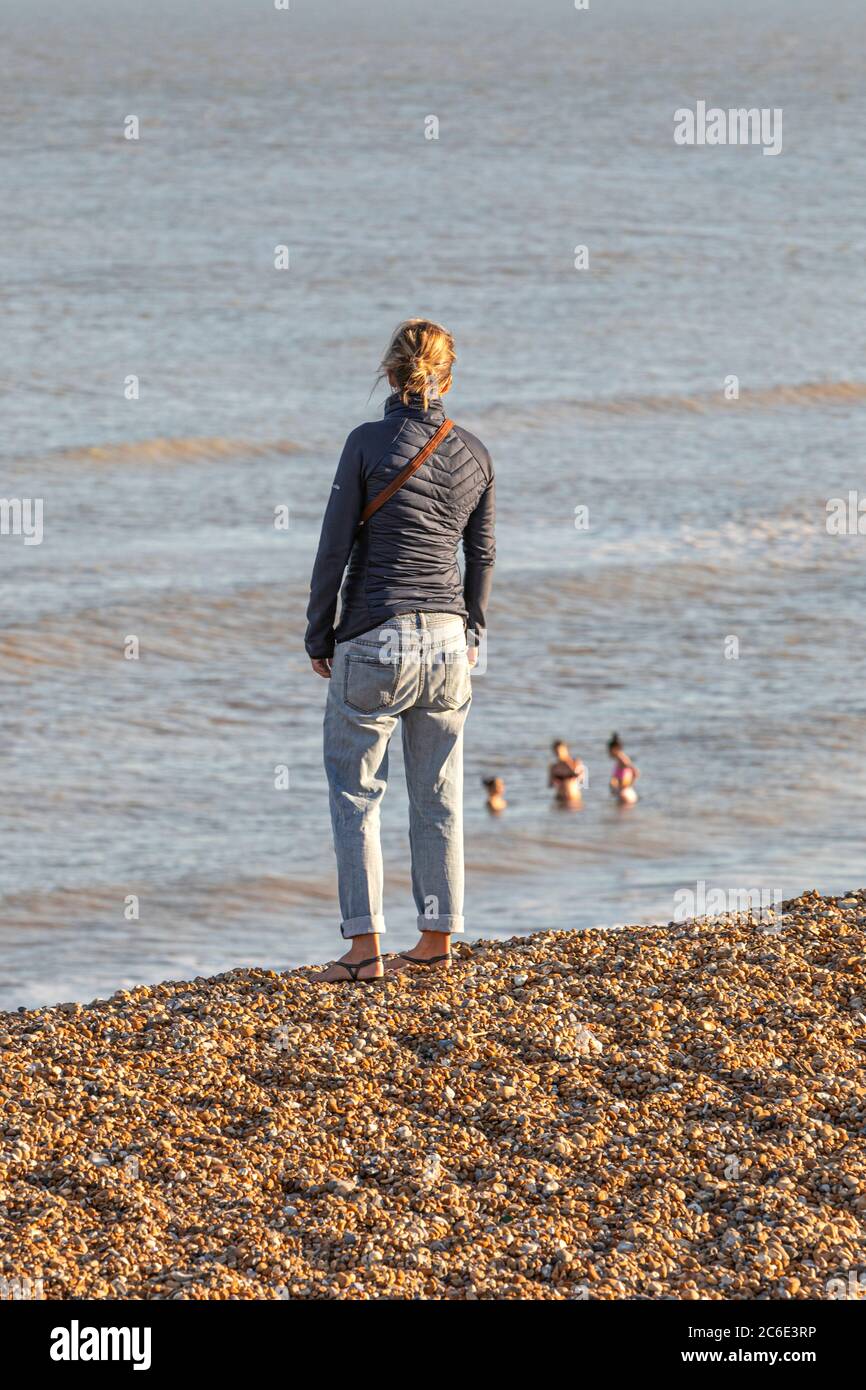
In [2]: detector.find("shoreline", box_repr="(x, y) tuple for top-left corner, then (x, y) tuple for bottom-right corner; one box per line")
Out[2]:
(1, 889), (864, 1301)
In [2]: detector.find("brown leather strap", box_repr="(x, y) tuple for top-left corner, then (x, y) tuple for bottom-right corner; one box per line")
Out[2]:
(358, 417), (454, 528)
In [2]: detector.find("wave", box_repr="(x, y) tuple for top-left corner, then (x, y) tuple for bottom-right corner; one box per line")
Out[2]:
(583, 379), (866, 417)
(25, 383), (866, 468)
(55, 435), (305, 465)
(477, 379), (866, 427)
(0, 874), (340, 933)
(0, 581), (310, 683)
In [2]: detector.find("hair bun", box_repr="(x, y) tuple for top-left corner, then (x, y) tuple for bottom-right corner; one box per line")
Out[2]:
(379, 319), (456, 408)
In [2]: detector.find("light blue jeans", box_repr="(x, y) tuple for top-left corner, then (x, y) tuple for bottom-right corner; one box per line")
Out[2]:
(324, 612), (471, 939)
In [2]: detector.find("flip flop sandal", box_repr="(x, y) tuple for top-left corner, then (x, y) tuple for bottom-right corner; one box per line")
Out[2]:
(396, 952), (451, 968)
(327, 954), (383, 982)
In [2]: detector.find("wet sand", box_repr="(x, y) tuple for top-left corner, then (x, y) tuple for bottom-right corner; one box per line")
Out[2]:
(1, 889), (864, 1300)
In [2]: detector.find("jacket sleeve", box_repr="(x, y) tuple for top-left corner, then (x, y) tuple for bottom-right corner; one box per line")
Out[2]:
(462, 468), (495, 649)
(304, 430), (364, 659)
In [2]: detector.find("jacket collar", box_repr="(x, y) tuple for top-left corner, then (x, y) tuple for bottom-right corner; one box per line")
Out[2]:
(383, 391), (446, 423)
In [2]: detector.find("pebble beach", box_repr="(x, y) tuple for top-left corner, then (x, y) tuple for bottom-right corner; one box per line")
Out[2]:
(1, 889), (864, 1301)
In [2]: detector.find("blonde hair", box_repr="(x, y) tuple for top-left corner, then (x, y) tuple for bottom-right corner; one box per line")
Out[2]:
(378, 318), (456, 408)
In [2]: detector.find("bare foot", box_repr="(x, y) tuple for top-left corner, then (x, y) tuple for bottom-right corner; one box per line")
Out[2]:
(313, 952), (384, 983)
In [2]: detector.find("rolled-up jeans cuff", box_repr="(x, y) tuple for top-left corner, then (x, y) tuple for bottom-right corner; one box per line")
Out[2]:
(418, 914), (464, 935)
(341, 913), (386, 939)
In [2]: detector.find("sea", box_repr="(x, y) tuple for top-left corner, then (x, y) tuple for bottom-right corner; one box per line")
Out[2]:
(2, 0), (864, 1008)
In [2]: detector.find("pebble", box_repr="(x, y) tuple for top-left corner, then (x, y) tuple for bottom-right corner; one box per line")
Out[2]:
(1, 888), (864, 1300)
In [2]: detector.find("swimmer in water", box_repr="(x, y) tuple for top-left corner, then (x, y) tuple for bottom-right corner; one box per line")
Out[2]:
(548, 740), (586, 806)
(482, 776), (507, 813)
(608, 732), (639, 804)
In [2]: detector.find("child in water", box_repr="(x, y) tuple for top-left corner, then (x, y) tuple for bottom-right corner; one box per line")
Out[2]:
(608, 732), (639, 804)
(482, 776), (507, 813)
(548, 740), (586, 806)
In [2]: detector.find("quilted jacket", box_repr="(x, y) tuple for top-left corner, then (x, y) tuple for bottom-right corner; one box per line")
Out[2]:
(304, 392), (495, 659)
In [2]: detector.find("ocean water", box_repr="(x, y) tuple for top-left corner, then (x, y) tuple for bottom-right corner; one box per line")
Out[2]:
(2, 0), (865, 1009)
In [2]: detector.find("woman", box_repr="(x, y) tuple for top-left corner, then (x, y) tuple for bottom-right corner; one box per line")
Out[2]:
(548, 739), (585, 806)
(305, 320), (495, 981)
(482, 776), (507, 814)
(608, 732), (639, 805)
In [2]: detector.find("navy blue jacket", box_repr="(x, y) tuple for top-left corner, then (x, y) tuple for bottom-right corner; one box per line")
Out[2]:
(304, 392), (495, 659)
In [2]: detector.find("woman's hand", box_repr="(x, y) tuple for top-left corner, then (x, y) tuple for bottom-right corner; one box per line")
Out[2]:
(467, 647), (478, 668)
(311, 658), (332, 679)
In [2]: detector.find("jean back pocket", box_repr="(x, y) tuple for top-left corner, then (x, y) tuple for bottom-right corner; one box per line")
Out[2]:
(442, 647), (471, 708)
(343, 652), (401, 714)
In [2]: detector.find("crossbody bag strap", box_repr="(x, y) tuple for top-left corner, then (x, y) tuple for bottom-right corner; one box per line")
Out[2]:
(358, 417), (455, 528)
